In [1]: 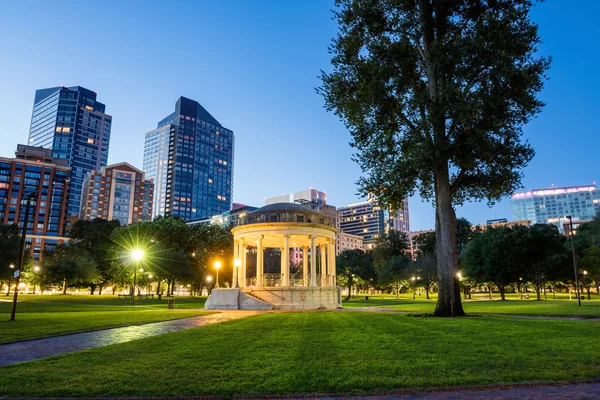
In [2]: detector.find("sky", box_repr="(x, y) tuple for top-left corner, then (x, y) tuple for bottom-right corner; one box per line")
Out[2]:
(0, 1), (598, 231)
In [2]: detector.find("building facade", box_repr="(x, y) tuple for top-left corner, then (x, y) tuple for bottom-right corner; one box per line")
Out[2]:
(80, 163), (153, 225)
(187, 204), (259, 228)
(511, 185), (600, 232)
(338, 199), (410, 249)
(143, 97), (234, 221)
(336, 232), (364, 255)
(0, 145), (70, 260)
(27, 86), (112, 217)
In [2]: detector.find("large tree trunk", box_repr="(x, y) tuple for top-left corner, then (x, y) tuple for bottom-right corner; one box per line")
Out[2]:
(425, 286), (430, 300)
(98, 285), (103, 295)
(433, 168), (465, 317)
(62, 278), (68, 295)
(346, 283), (352, 301)
(498, 286), (506, 301)
(156, 280), (161, 295)
(535, 284), (541, 301)
(90, 284), (96, 295)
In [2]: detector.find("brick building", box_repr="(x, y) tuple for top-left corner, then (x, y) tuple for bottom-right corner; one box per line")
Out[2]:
(80, 163), (153, 225)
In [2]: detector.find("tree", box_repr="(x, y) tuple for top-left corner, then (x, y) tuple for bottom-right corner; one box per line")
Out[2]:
(580, 246), (600, 298)
(410, 255), (437, 299)
(372, 229), (410, 268)
(463, 227), (520, 300)
(377, 254), (411, 297)
(0, 223), (21, 294)
(336, 249), (375, 300)
(520, 224), (569, 301)
(69, 218), (121, 294)
(42, 244), (99, 294)
(319, 0), (549, 316)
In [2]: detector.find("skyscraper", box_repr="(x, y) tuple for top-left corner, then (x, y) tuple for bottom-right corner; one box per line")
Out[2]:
(27, 86), (112, 217)
(511, 185), (600, 232)
(337, 199), (410, 249)
(143, 97), (234, 221)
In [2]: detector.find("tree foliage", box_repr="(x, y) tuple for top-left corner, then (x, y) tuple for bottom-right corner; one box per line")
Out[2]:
(42, 244), (99, 294)
(320, 0), (550, 316)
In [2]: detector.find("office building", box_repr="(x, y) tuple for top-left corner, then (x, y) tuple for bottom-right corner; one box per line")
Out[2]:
(338, 199), (410, 248)
(511, 185), (600, 232)
(27, 86), (112, 217)
(337, 232), (364, 255)
(0, 145), (70, 260)
(80, 163), (153, 226)
(143, 97), (234, 221)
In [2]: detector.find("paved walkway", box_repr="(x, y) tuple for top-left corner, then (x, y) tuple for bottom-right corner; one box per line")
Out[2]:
(0, 311), (262, 366)
(300, 382), (600, 399)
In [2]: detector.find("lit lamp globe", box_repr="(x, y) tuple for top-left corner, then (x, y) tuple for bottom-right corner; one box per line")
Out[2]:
(131, 249), (144, 262)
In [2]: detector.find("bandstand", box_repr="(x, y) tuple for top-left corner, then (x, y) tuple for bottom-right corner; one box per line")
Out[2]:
(204, 203), (341, 310)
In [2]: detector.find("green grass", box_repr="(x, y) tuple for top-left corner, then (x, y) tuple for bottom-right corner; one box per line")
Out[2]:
(343, 293), (600, 317)
(0, 312), (599, 398)
(0, 295), (209, 343)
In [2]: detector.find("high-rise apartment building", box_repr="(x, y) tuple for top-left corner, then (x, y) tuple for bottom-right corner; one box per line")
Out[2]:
(143, 97), (234, 221)
(27, 86), (112, 217)
(337, 232), (364, 255)
(511, 185), (600, 232)
(80, 163), (153, 226)
(0, 145), (70, 260)
(338, 199), (410, 248)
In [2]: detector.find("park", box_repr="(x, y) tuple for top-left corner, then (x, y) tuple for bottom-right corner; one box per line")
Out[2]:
(0, 292), (599, 398)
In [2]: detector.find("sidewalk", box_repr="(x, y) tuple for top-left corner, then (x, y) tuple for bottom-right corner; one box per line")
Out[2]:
(0, 310), (262, 366)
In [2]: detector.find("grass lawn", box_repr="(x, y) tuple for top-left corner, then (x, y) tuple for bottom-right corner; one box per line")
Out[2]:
(0, 311), (598, 398)
(0, 295), (209, 343)
(343, 293), (600, 318)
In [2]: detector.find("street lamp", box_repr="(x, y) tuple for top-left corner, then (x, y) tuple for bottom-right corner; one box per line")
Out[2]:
(214, 261), (222, 288)
(6, 264), (15, 296)
(130, 249), (145, 305)
(233, 259), (241, 288)
(565, 215), (581, 306)
(10, 191), (37, 321)
(32, 265), (40, 294)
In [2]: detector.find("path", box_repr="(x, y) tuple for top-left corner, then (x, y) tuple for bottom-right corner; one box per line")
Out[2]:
(300, 382), (600, 400)
(0, 311), (262, 367)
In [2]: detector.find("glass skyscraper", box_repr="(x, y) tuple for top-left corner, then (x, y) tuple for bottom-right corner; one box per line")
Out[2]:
(143, 96), (234, 221)
(511, 185), (600, 232)
(27, 86), (112, 217)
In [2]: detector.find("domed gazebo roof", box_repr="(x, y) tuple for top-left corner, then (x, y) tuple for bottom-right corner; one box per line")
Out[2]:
(240, 202), (333, 227)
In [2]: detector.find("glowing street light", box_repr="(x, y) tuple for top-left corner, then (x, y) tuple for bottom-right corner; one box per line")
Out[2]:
(214, 261), (222, 288)
(130, 248), (145, 305)
(206, 275), (213, 283)
(233, 259), (241, 288)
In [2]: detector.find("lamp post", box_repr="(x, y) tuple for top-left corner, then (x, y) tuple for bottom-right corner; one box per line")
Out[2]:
(10, 191), (37, 321)
(233, 259), (241, 288)
(6, 264), (15, 296)
(32, 265), (40, 294)
(566, 215), (581, 306)
(214, 261), (222, 288)
(130, 249), (144, 305)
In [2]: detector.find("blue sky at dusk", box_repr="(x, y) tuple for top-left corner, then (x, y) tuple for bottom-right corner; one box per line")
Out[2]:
(0, 1), (598, 231)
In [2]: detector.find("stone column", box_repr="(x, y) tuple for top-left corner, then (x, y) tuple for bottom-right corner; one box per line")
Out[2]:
(282, 234), (290, 286)
(256, 235), (264, 287)
(302, 245), (309, 286)
(328, 239), (335, 287)
(320, 244), (326, 287)
(233, 239), (239, 284)
(310, 236), (317, 286)
(330, 239), (337, 286)
(240, 238), (246, 288)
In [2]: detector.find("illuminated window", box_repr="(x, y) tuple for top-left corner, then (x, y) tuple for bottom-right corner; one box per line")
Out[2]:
(87, 138), (95, 144)
(208, 179), (213, 183)
(56, 127), (62, 132)
(85, 106), (93, 111)
(63, 127), (71, 133)
(223, 161), (227, 166)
